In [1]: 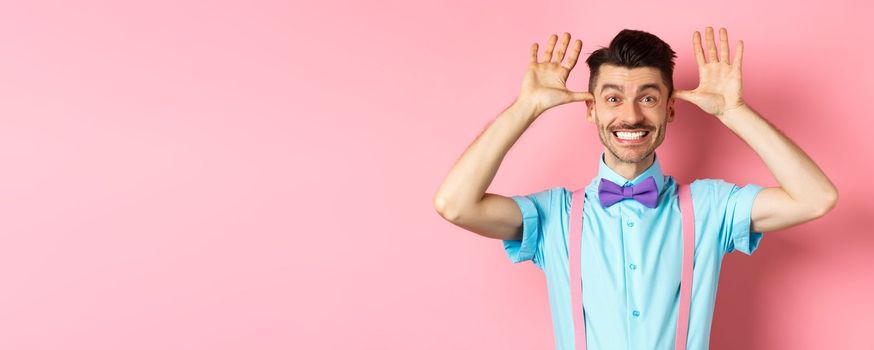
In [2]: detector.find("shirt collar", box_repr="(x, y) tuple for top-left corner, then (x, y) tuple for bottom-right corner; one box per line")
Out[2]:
(596, 151), (666, 195)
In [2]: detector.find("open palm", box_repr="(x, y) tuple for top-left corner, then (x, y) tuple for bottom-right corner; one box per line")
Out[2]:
(673, 27), (745, 117)
(519, 33), (593, 113)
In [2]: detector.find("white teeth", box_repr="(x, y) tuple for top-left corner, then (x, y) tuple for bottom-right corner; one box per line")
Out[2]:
(615, 131), (647, 140)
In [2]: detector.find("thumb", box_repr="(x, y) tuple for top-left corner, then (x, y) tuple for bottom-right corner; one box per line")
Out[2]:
(568, 91), (594, 102)
(672, 89), (694, 102)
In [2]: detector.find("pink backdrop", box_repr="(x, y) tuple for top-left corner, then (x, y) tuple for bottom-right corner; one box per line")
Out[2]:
(0, 0), (871, 349)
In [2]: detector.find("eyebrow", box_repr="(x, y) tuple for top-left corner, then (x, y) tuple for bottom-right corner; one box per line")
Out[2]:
(600, 83), (662, 94)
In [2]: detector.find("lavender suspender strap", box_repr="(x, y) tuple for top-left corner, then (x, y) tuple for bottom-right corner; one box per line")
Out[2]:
(568, 183), (695, 350)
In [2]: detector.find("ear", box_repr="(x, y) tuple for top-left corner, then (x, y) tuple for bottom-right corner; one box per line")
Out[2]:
(666, 97), (676, 123)
(586, 100), (596, 123)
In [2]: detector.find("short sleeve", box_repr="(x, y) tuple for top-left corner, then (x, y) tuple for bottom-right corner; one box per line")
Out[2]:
(501, 187), (556, 271)
(713, 180), (766, 255)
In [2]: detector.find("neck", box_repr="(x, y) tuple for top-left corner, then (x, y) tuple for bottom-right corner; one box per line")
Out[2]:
(604, 150), (655, 181)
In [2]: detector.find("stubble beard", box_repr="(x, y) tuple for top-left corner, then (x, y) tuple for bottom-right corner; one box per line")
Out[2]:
(597, 121), (667, 165)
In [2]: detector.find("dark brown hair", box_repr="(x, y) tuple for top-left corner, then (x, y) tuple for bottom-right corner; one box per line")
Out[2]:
(586, 29), (677, 95)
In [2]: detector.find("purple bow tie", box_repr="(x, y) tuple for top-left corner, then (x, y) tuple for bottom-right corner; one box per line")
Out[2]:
(598, 176), (659, 208)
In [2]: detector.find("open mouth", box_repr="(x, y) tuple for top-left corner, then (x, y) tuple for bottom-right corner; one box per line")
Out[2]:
(612, 130), (651, 144)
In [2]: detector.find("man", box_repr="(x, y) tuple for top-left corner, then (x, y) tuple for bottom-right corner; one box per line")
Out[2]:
(433, 27), (838, 349)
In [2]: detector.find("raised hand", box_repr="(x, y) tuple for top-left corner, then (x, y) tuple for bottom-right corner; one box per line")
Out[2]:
(673, 27), (745, 118)
(518, 32), (593, 114)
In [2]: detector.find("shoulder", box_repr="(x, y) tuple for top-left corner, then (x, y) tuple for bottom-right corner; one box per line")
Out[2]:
(511, 186), (570, 214)
(514, 186), (568, 202)
(689, 178), (764, 200)
(687, 178), (766, 226)
(690, 178), (729, 190)
(689, 178), (739, 199)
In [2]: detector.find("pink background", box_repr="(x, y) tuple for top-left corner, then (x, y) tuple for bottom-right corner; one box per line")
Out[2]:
(0, 0), (871, 349)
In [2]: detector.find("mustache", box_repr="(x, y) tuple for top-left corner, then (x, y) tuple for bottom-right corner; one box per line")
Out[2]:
(608, 124), (654, 131)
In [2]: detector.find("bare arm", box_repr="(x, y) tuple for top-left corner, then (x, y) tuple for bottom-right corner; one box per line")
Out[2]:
(722, 104), (837, 232)
(433, 32), (593, 240)
(674, 27), (838, 233)
(433, 100), (540, 241)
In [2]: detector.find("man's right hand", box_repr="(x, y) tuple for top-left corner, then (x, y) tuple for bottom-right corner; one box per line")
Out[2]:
(434, 33), (593, 241)
(518, 32), (594, 114)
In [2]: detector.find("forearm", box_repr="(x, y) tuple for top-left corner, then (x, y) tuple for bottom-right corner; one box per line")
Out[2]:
(433, 99), (542, 219)
(719, 104), (838, 209)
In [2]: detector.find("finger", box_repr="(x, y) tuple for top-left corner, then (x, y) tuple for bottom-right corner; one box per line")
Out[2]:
(705, 27), (718, 63)
(692, 31), (706, 67)
(562, 39), (583, 70)
(531, 43), (539, 63)
(570, 91), (594, 102)
(552, 32), (570, 63)
(672, 89), (694, 102)
(718, 27), (730, 63)
(543, 34), (558, 62)
(733, 40), (744, 73)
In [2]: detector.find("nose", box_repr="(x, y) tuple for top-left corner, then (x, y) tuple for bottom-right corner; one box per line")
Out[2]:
(618, 99), (645, 126)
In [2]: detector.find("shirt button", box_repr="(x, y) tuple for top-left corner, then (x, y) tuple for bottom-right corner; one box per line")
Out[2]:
(632, 310), (641, 317)
(627, 222), (634, 227)
(629, 264), (637, 270)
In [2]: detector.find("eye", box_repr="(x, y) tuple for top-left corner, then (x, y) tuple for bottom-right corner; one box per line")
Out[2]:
(607, 96), (619, 103)
(640, 96), (657, 104)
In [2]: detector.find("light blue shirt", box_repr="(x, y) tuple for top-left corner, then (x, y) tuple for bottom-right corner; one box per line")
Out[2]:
(503, 151), (765, 350)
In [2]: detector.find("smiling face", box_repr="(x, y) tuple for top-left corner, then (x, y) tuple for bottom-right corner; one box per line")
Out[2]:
(586, 64), (676, 164)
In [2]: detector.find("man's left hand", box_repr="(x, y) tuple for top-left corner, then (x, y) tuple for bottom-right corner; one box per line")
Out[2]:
(673, 27), (745, 118)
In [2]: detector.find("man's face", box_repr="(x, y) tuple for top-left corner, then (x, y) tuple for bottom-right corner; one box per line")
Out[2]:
(586, 65), (675, 164)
